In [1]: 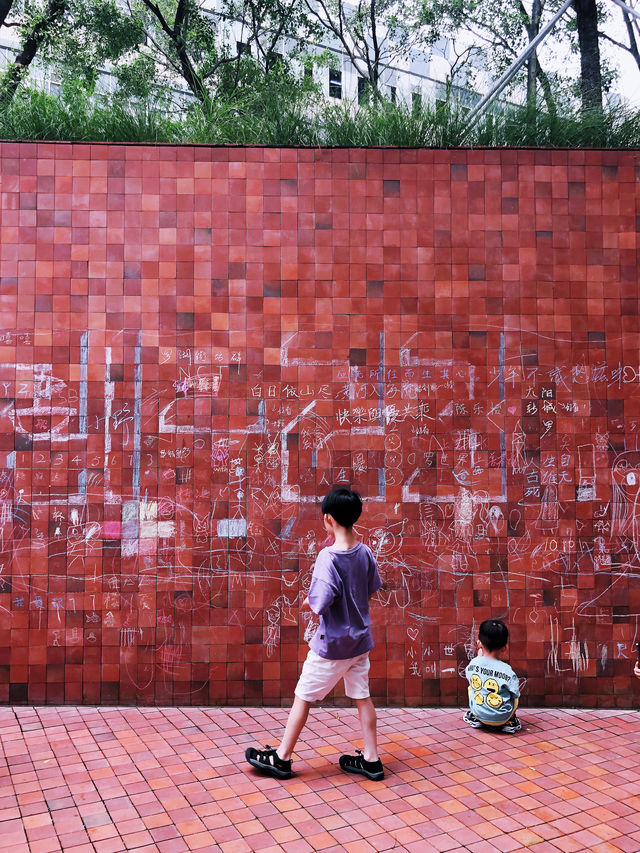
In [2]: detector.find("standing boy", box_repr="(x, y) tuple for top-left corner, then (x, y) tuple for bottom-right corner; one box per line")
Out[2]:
(464, 618), (522, 733)
(245, 487), (384, 780)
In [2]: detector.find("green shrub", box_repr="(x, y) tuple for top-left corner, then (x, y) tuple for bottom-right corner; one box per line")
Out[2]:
(0, 82), (639, 148)
(0, 84), (181, 144)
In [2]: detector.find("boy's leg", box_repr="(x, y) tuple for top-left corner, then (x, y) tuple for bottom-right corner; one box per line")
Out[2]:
(463, 710), (485, 727)
(339, 654), (384, 780)
(277, 696), (311, 760)
(464, 685), (485, 728)
(246, 651), (344, 778)
(244, 698), (310, 779)
(354, 697), (378, 762)
(499, 700), (521, 733)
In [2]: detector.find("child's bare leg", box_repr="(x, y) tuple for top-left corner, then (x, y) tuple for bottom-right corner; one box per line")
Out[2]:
(354, 697), (378, 762)
(277, 696), (311, 760)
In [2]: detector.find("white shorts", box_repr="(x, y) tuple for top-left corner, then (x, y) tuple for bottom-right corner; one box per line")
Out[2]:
(294, 649), (371, 702)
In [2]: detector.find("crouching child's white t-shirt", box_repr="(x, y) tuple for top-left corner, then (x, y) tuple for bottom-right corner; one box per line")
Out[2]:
(465, 655), (520, 724)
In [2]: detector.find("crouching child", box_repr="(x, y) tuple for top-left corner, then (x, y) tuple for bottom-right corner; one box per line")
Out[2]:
(464, 618), (521, 734)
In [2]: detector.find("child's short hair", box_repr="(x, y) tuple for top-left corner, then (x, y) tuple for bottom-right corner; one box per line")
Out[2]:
(321, 487), (362, 529)
(479, 619), (509, 652)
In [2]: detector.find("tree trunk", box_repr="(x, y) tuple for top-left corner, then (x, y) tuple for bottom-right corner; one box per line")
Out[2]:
(526, 0), (542, 110)
(0, 0), (68, 109)
(139, 0), (209, 104)
(573, 0), (603, 112)
(369, 0), (382, 100)
(173, 0), (210, 104)
(174, 40), (209, 103)
(536, 64), (557, 119)
(0, 0), (15, 29)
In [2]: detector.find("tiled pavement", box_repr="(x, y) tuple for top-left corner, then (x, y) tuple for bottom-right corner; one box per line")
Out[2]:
(0, 706), (638, 853)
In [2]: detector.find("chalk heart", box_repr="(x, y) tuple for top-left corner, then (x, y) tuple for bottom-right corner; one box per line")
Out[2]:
(508, 406), (517, 414)
(407, 627), (419, 642)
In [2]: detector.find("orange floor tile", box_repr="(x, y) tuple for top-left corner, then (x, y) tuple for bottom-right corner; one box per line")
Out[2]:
(1, 706), (638, 852)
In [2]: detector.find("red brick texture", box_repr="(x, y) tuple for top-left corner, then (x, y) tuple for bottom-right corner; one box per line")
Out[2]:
(0, 143), (639, 707)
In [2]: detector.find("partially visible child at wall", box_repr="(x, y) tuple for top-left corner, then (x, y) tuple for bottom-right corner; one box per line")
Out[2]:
(245, 487), (384, 781)
(464, 619), (522, 733)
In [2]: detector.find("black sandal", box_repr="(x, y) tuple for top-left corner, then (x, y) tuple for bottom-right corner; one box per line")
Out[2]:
(245, 744), (292, 779)
(339, 748), (384, 781)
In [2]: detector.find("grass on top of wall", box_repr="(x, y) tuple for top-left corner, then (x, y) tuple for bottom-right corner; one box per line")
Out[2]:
(1, 86), (640, 148)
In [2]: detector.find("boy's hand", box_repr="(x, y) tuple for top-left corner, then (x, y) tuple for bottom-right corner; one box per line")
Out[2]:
(634, 663), (640, 679)
(300, 596), (311, 612)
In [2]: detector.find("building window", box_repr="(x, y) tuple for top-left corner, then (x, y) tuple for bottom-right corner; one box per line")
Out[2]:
(329, 68), (342, 99)
(237, 41), (251, 56)
(304, 66), (313, 80)
(357, 76), (370, 104)
(388, 85), (397, 104)
(43, 69), (62, 97)
(412, 90), (422, 114)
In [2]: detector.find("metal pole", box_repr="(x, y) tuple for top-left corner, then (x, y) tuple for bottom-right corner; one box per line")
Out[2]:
(460, 0), (574, 138)
(611, 0), (640, 45)
(609, 0), (640, 20)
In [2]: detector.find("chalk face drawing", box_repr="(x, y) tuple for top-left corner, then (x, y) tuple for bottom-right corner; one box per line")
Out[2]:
(0, 144), (638, 707)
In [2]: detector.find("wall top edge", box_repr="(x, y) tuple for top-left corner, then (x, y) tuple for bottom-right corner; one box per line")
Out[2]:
(0, 138), (639, 154)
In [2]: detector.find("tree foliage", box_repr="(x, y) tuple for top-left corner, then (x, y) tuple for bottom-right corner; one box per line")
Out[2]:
(109, 0), (322, 102)
(0, 0), (637, 134)
(0, 0), (145, 106)
(0, 0), (323, 107)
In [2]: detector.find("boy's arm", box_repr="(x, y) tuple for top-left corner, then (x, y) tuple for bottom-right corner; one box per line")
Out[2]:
(307, 553), (340, 615)
(367, 547), (383, 596)
(508, 669), (521, 698)
(307, 578), (337, 615)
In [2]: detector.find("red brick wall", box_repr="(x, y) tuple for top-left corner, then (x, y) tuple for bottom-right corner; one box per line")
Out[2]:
(0, 142), (639, 707)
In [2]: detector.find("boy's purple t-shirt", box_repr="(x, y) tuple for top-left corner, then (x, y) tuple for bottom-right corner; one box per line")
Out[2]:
(307, 542), (382, 660)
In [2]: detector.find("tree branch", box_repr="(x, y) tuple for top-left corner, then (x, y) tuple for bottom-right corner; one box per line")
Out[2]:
(0, 0), (14, 30)
(370, 0), (380, 87)
(598, 29), (632, 52)
(139, 0), (175, 39)
(141, 28), (182, 78)
(515, 0), (532, 28)
(465, 21), (518, 56)
(304, 0), (369, 81)
(622, 10), (640, 71)
(140, 0), (209, 102)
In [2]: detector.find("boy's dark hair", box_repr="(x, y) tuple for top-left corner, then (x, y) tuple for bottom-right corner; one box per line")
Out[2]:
(321, 487), (362, 529)
(478, 619), (509, 652)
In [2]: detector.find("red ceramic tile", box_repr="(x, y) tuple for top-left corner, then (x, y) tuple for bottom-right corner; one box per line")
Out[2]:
(0, 144), (639, 711)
